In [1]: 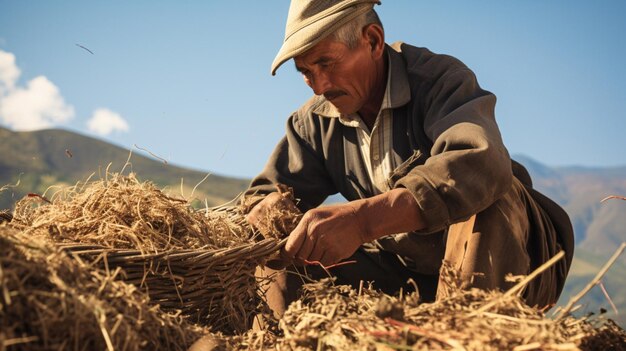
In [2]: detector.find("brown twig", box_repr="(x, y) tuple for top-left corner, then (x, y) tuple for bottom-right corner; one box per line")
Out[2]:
(134, 144), (168, 164)
(556, 242), (626, 320)
(27, 193), (52, 204)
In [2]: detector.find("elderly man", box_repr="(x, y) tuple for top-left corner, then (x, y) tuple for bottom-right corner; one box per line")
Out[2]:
(243, 0), (574, 317)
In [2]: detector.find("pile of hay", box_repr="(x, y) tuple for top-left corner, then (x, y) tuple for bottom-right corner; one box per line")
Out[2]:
(11, 172), (251, 253)
(0, 226), (207, 350)
(208, 268), (625, 350)
(6, 172), (274, 333)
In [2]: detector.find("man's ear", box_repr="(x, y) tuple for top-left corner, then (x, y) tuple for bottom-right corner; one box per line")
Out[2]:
(363, 24), (385, 58)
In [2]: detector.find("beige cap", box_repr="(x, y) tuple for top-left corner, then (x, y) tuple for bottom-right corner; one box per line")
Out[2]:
(271, 0), (381, 76)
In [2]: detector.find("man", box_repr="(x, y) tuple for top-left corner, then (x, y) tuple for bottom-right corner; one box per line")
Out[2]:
(243, 0), (574, 317)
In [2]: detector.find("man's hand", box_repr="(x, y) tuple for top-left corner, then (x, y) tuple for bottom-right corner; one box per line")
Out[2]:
(245, 185), (302, 270)
(284, 203), (368, 266)
(248, 187), (426, 269)
(284, 188), (426, 267)
(245, 185), (302, 239)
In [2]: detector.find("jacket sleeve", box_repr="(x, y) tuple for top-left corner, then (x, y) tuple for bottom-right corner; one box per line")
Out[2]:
(242, 112), (337, 212)
(392, 68), (512, 234)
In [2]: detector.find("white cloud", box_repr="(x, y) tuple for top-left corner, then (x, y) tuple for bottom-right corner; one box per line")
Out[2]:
(87, 108), (129, 135)
(0, 50), (21, 95)
(0, 50), (75, 130)
(0, 76), (75, 130)
(0, 50), (128, 135)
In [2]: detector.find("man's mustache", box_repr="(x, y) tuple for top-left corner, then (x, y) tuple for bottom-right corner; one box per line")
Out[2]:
(323, 90), (347, 100)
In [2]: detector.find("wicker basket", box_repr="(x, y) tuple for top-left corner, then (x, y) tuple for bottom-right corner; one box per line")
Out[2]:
(60, 235), (284, 334)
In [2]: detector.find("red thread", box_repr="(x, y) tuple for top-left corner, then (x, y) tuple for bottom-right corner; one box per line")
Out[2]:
(302, 259), (357, 270)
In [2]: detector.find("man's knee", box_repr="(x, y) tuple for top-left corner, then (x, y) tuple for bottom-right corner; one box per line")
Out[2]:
(443, 182), (531, 292)
(447, 178), (570, 307)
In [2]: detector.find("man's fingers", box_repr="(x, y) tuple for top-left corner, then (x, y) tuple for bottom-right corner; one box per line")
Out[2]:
(246, 192), (301, 237)
(295, 231), (315, 262)
(284, 219), (309, 258)
(308, 238), (325, 262)
(319, 251), (335, 267)
(245, 194), (277, 224)
(292, 216), (318, 260)
(245, 207), (261, 227)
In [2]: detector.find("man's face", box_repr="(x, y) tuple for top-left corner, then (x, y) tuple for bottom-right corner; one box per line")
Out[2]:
(294, 36), (377, 116)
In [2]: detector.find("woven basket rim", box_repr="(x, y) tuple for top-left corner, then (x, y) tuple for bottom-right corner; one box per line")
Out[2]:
(58, 237), (287, 260)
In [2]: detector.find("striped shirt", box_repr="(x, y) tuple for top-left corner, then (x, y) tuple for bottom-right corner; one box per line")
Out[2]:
(335, 57), (397, 194)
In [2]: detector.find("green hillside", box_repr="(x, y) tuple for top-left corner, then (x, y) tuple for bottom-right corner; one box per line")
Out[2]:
(0, 127), (251, 209)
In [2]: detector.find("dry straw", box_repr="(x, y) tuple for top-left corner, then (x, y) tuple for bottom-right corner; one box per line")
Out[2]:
(0, 226), (207, 351)
(211, 260), (625, 350)
(11, 172), (250, 252)
(8, 172), (282, 333)
(241, 184), (303, 240)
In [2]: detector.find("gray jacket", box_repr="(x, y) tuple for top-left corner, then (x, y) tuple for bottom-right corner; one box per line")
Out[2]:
(244, 42), (573, 271)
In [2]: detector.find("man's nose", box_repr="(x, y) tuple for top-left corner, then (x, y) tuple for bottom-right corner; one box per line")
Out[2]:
(309, 72), (332, 96)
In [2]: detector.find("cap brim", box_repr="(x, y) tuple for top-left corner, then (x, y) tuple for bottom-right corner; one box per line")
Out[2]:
(271, 3), (376, 76)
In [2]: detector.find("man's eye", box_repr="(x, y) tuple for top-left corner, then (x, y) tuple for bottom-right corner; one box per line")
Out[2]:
(319, 61), (335, 71)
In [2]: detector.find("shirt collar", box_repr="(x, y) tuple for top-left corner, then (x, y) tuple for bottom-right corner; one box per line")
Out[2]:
(311, 44), (411, 120)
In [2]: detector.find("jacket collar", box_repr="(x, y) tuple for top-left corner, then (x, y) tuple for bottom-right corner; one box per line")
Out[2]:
(312, 44), (411, 120)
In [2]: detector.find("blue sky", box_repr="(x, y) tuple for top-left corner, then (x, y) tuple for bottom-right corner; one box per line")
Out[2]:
(1, 1), (625, 178)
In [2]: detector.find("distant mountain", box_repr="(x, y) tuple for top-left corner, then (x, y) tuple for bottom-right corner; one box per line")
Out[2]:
(514, 154), (626, 253)
(0, 127), (251, 209)
(514, 154), (626, 326)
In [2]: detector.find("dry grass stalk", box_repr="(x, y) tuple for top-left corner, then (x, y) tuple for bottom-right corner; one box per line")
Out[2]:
(600, 195), (626, 203)
(472, 251), (565, 316)
(0, 226), (207, 351)
(556, 242), (626, 321)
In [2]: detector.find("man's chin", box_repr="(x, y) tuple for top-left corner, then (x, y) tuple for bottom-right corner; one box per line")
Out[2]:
(329, 101), (356, 116)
